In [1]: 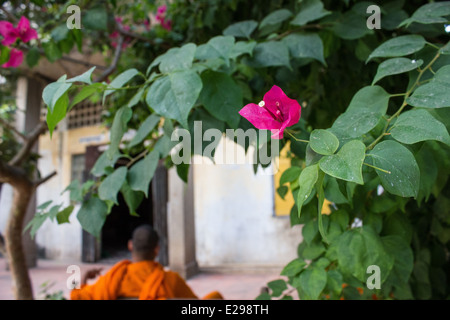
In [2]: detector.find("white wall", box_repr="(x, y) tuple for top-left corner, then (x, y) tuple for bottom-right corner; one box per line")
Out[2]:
(35, 144), (82, 261)
(193, 137), (302, 268)
(0, 184), (13, 234)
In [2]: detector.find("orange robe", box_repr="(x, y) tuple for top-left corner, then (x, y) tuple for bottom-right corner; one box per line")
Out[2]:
(71, 260), (222, 300)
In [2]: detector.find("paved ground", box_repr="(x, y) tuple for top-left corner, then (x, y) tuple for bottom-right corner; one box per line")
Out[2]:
(0, 257), (282, 300)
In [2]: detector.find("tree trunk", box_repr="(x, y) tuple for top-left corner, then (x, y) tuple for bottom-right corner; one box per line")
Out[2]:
(4, 183), (34, 300)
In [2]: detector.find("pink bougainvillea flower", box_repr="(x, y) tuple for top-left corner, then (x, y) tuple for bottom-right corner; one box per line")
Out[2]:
(110, 18), (131, 49)
(157, 5), (167, 15)
(15, 16), (38, 43)
(0, 20), (18, 46)
(155, 5), (171, 31)
(238, 85), (301, 139)
(2, 48), (24, 68)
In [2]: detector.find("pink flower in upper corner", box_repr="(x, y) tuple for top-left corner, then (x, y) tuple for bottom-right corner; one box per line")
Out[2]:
(155, 5), (171, 31)
(157, 5), (167, 15)
(0, 21), (18, 46)
(110, 17), (132, 49)
(15, 16), (38, 43)
(2, 48), (24, 68)
(238, 85), (301, 139)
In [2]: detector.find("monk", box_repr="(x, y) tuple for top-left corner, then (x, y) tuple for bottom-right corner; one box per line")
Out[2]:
(71, 225), (223, 300)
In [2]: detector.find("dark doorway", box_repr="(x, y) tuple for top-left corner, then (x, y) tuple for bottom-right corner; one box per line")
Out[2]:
(80, 145), (168, 265)
(100, 189), (153, 261)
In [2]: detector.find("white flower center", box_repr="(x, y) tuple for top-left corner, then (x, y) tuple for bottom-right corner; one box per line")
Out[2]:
(258, 101), (265, 107)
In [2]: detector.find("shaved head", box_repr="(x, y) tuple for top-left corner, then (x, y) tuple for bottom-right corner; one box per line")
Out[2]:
(131, 225), (159, 260)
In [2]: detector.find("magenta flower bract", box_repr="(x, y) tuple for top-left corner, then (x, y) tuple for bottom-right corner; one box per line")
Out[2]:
(16, 17), (38, 43)
(2, 48), (24, 68)
(155, 5), (171, 31)
(0, 21), (18, 46)
(238, 85), (301, 139)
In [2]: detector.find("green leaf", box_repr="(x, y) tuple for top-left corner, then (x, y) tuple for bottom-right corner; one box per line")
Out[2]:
(399, 2), (450, 27)
(230, 41), (256, 59)
(77, 197), (108, 238)
(37, 200), (53, 210)
(223, 20), (258, 39)
(51, 24), (70, 42)
(91, 152), (121, 177)
(319, 140), (365, 184)
(282, 33), (326, 66)
(199, 71), (243, 128)
(69, 83), (103, 110)
(0, 46), (10, 65)
(440, 41), (450, 55)
(47, 204), (62, 221)
(280, 166), (302, 185)
(42, 81), (73, 113)
(407, 65), (450, 108)
(330, 86), (390, 139)
(297, 266), (327, 299)
(46, 93), (69, 137)
(267, 279), (288, 297)
(302, 240), (326, 260)
(390, 109), (450, 146)
(128, 114), (160, 148)
(415, 142), (438, 204)
(127, 151), (159, 197)
(297, 164), (319, 217)
(291, 0), (331, 26)
(159, 43), (197, 73)
(277, 185), (289, 199)
(67, 67), (95, 84)
(333, 10), (372, 40)
(309, 129), (339, 155)
(56, 205), (74, 224)
(42, 41), (62, 62)
(260, 9), (293, 29)
(107, 106), (132, 159)
(128, 87), (146, 108)
(372, 58), (423, 85)
(383, 212), (413, 244)
(147, 70), (202, 128)
(195, 36), (235, 66)
(302, 219), (319, 244)
(24, 213), (48, 239)
(121, 181), (144, 216)
(369, 140), (420, 198)
(83, 8), (107, 31)
(246, 41), (291, 68)
(367, 35), (426, 62)
(26, 46), (40, 68)
(382, 235), (414, 284)
(98, 166), (128, 204)
(280, 258), (307, 277)
(104, 68), (140, 99)
(176, 163), (190, 183)
(327, 270), (344, 295)
(336, 227), (394, 283)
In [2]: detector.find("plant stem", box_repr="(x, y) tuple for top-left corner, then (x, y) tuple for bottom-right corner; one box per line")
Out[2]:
(367, 50), (441, 150)
(363, 162), (391, 174)
(286, 130), (309, 143)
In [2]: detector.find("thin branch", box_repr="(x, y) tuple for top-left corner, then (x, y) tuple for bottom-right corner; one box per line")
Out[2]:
(9, 122), (47, 167)
(19, 44), (107, 70)
(33, 171), (57, 187)
(0, 118), (27, 141)
(94, 35), (124, 83)
(0, 6), (19, 23)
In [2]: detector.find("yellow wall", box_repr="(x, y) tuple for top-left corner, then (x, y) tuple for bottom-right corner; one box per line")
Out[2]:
(39, 125), (109, 188)
(274, 142), (331, 216)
